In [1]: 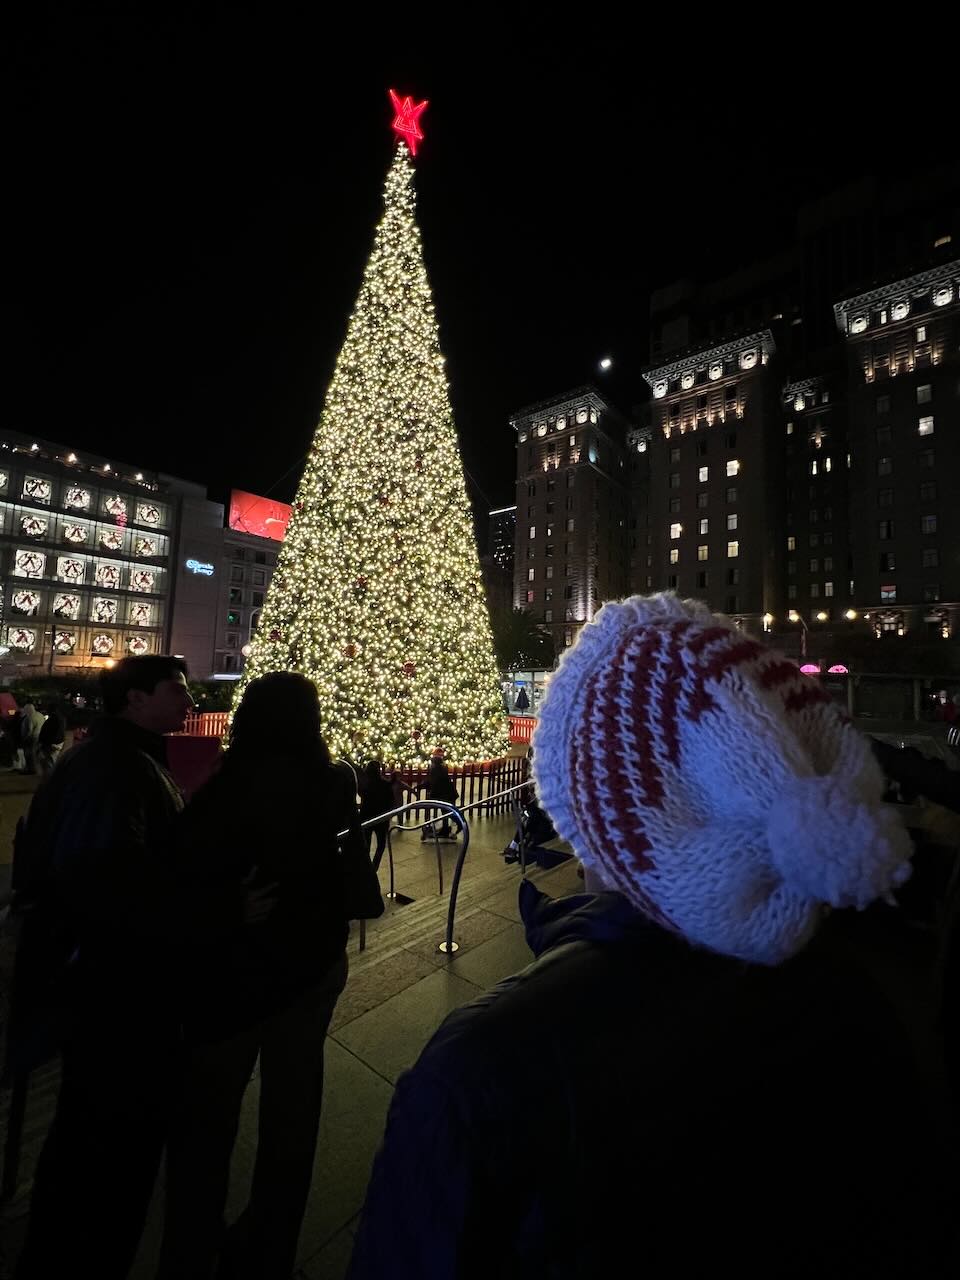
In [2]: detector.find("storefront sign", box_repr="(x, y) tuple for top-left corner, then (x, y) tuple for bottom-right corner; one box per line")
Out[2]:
(186, 559), (215, 576)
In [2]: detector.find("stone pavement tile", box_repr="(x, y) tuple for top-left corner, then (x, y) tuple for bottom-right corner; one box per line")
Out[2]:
(442, 922), (533, 990)
(408, 908), (514, 966)
(329, 948), (438, 1033)
(481, 879), (524, 921)
(332, 968), (481, 1084)
(300, 1223), (357, 1280)
(129, 1040), (393, 1279)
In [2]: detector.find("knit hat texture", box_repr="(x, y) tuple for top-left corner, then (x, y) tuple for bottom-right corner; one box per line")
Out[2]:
(531, 593), (912, 964)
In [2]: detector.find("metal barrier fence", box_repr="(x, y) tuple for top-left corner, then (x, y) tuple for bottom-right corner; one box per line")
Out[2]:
(345, 777), (537, 955)
(509, 715), (536, 744)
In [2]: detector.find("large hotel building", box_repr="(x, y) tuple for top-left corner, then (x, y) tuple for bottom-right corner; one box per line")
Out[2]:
(511, 168), (960, 658)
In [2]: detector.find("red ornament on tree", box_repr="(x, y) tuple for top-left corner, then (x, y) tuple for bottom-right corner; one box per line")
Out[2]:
(354, 576), (368, 590)
(343, 643), (357, 659)
(269, 628), (281, 642)
(402, 661), (417, 678)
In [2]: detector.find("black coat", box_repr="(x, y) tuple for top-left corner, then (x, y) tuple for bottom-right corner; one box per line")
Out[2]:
(176, 751), (350, 1041)
(349, 883), (956, 1279)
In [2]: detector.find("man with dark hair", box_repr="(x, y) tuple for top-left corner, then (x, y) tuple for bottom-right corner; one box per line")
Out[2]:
(13, 656), (194, 1279)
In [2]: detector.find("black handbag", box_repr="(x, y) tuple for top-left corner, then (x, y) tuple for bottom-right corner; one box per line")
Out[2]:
(339, 816), (385, 920)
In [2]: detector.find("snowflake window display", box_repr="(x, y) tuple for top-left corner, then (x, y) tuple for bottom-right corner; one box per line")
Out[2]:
(92, 633), (115, 656)
(128, 601), (152, 627)
(8, 627), (37, 652)
(99, 528), (124, 553)
(64, 487), (91, 511)
(126, 635), (150, 656)
(63, 523), (88, 545)
(130, 569), (156, 594)
(20, 515), (47, 539)
(57, 557), (84, 584)
(136, 502), (162, 526)
(95, 563), (122, 590)
(0, 471), (8, 491)
(14, 549), (45, 579)
(22, 476), (51, 505)
(135, 536), (159, 557)
(53, 592), (80, 620)
(91, 597), (118, 624)
(11, 589), (41, 616)
(54, 631), (77, 655)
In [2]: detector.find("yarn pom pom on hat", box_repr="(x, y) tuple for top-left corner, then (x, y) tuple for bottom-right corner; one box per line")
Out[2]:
(531, 593), (912, 965)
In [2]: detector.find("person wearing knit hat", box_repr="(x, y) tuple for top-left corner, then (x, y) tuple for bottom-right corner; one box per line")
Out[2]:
(532, 591), (913, 964)
(349, 596), (955, 1280)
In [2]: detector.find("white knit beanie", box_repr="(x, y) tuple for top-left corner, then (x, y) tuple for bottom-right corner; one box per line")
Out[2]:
(531, 593), (912, 965)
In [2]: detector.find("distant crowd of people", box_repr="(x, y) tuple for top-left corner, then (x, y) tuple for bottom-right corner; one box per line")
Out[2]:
(4, 588), (960, 1277)
(0, 700), (66, 775)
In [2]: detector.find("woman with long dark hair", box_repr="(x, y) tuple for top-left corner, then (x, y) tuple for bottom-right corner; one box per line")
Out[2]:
(158, 671), (356, 1280)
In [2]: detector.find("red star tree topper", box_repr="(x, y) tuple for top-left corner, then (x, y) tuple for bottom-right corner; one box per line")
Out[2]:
(389, 89), (428, 156)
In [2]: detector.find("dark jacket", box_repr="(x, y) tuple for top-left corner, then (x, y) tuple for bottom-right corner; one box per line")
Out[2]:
(425, 763), (457, 805)
(349, 883), (955, 1279)
(176, 750), (350, 1041)
(9, 717), (184, 1066)
(37, 709), (66, 750)
(359, 774), (395, 826)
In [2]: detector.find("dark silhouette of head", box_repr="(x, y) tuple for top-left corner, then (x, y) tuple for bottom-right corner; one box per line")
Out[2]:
(364, 759), (383, 784)
(100, 655), (192, 734)
(230, 671), (330, 761)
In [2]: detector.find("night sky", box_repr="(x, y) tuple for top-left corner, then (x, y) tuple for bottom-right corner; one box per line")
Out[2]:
(4, 15), (953, 525)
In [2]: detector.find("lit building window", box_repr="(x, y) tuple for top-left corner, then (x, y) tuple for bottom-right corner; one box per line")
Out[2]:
(824, 582), (834, 597)
(566, 517), (575, 532)
(916, 325), (927, 343)
(919, 416), (934, 436)
(824, 457), (832, 472)
(699, 518), (709, 535)
(786, 422), (794, 435)
(727, 541), (739, 558)
(670, 522), (682, 540)
(527, 568), (535, 581)
(726, 460), (739, 477)
(727, 513), (738, 531)
(917, 385), (932, 404)
(880, 584), (897, 602)
(669, 548), (679, 564)
(809, 459), (818, 476)
(787, 535), (796, 551)
(526, 590), (535, 603)
(698, 545), (708, 561)
(698, 466), (708, 483)
(529, 525), (536, 539)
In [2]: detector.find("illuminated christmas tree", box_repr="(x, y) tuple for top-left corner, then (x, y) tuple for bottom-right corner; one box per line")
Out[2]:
(239, 93), (508, 764)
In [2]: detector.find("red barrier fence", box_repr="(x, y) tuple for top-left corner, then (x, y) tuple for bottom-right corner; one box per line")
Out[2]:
(178, 711), (230, 737)
(509, 715), (536, 744)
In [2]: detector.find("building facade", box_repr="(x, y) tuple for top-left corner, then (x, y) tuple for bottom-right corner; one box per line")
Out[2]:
(0, 431), (181, 674)
(836, 258), (960, 640)
(511, 388), (630, 653)
(641, 332), (780, 626)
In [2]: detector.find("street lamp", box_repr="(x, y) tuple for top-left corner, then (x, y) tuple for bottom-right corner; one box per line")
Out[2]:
(788, 609), (808, 659)
(815, 611), (828, 622)
(844, 609), (858, 621)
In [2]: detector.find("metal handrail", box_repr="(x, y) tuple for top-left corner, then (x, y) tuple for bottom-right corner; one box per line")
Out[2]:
(339, 779), (536, 956)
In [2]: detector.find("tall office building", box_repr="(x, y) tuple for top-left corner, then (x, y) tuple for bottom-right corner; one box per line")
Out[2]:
(511, 388), (630, 653)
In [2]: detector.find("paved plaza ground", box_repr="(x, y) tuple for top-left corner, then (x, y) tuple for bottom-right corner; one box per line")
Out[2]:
(0, 807), (581, 1279)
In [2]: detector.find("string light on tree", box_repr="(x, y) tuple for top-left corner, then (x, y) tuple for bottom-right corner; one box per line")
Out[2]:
(238, 91), (508, 765)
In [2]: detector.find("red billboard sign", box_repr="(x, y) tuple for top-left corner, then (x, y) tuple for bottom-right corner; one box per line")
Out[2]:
(228, 491), (293, 543)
